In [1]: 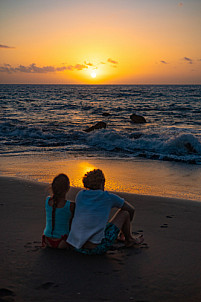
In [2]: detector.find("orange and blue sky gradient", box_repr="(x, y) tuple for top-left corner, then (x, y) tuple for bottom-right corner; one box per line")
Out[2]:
(0, 0), (201, 84)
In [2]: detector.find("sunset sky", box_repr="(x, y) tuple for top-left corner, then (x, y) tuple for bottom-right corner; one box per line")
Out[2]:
(0, 0), (201, 84)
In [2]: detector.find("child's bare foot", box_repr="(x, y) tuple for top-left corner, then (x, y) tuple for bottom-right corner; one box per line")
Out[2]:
(117, 231), (126, 242)
(125, 234), (144, 247)
(134, 234), (144, 245)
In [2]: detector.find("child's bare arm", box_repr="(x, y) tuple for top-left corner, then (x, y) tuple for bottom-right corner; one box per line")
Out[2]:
(69, 202), (76, 230)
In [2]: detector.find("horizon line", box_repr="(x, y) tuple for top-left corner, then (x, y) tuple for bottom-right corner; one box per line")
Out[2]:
(0, 83), (201, 86)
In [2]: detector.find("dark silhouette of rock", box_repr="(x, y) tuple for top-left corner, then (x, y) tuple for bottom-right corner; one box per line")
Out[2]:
(129, 133), (142, 139)
(130, 114), (146, 123)
(84, 121), (107, 132)
(184, 142), (197, 154)
(102, 112), (110, 117)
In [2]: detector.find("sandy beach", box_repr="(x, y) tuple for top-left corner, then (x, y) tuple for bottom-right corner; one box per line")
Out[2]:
(0, 176), (201, 302)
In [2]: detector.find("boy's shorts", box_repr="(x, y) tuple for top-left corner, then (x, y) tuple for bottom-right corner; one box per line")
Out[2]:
(75, 222), (120, 255)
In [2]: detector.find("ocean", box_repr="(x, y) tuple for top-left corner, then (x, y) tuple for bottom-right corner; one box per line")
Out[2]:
(1, 84), (201, 163)
(1, 84), (201, 200)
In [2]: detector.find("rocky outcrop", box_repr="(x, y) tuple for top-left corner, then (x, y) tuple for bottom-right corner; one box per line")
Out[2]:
(130, 114), (146, 123)
(84, 121), (107, 132)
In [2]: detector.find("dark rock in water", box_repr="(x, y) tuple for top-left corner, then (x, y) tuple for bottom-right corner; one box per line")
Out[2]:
(188, 159), (196, 164)
(130, 114), (146, 123)
(184, 142), (197, 154)
(84, 121), (107, 132)
(129, 133), (142, 139)
(102, 112), (110, 117)
(150, 154), (160, 160)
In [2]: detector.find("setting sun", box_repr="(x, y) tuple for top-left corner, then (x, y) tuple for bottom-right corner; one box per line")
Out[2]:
(91, 71), (97, 78)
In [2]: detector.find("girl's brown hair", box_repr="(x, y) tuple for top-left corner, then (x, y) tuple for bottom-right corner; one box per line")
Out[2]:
(82, 169), (105, 190)
(51, 174), (70, 236)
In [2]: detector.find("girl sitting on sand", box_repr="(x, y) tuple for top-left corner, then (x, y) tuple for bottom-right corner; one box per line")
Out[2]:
(42, 174), (75, 249)
(67, 169), (143, 255)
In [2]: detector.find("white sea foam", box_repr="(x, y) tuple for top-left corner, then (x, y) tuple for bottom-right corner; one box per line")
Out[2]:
(86, 129), (201, 163)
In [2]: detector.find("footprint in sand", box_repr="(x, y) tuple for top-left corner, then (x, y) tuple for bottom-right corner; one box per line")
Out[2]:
(160, 215), (176, 228)
(160, 224), (168, 228)
(0, 288), (16, 299)
(36, 282), (58, 290)
(166, 215), (176, 219)
(24, 241), (42, 252)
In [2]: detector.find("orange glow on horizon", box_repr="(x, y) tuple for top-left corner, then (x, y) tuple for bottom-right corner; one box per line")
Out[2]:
(0, 0), (201, 84)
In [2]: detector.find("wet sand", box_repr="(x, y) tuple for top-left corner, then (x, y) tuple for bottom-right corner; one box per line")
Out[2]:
(1, 155), (201, 201)
(0, 176), (201, 302)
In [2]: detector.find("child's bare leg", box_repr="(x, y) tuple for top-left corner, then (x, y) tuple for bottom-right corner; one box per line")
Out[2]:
(110, 210), (135, 246)
(58, 240), (70, 249)
(110, 209), (143, 246)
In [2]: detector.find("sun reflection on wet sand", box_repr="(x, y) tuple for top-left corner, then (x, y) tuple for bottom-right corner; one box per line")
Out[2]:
(1, 155), (201, 201)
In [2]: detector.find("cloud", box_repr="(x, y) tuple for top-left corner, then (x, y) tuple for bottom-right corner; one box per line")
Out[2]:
(183, 57), (193, 64)
(0, 58), (120, 74)
(57, 66), (70, 71)
(178, 2), (183, 7)
(0, 63), (89, 73)
(0, 64), (15, 73)
(107, 58), (118, 65)
(84, 61), (94, 66)
(74, 64), (88, 70)
(160, 60), (168, 64)
(0, 44), (15, 49)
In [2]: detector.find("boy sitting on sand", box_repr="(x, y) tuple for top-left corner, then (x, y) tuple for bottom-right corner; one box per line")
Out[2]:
(67, 169), (143, 255)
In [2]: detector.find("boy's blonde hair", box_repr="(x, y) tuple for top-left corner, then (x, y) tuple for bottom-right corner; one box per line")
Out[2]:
(83, 169), (105, 190)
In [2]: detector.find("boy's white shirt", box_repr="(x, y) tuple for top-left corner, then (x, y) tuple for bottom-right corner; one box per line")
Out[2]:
(67, 189), (124, 249)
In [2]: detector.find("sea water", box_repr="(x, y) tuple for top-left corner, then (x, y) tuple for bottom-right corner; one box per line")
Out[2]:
(0, 84), (201, 200)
